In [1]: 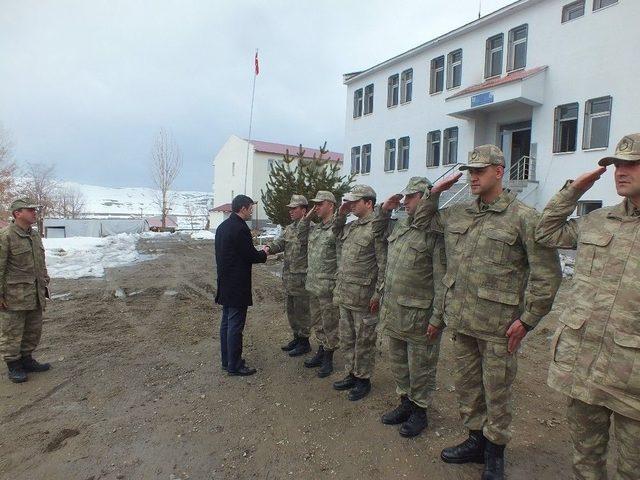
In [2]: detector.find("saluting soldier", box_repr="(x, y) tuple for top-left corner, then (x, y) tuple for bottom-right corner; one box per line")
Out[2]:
(423, 145), (562, 479)
(265, 195), (312, 357)
(0, 198), (51, 383)
(535, 134), (640, 480)
(378, 177), (446, 438)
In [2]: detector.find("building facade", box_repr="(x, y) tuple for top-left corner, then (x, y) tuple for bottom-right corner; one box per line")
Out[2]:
(342, 0), (638, 212)
(211, 135), (343, 228)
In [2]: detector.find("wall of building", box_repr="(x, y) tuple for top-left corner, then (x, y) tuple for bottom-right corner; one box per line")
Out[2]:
(213, 135), (255, 214)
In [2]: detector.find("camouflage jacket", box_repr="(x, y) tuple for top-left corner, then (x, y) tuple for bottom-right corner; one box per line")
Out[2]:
(333, 207), (390, 312)
(536, 182), (640, 420)
(267, 219), (310, 296)
(305, 216), (340, 298)
(0, 223), (50, 311)
(423, 189), (561, 342)
(379, 200), (446, 344)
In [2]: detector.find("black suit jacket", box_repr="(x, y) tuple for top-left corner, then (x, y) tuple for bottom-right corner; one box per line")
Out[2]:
(215, 213), (267, 307)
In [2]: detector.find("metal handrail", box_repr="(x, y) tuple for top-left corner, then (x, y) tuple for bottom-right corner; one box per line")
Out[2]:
(432, 162), (464, 185)
(441, 182), (471, 208)
(509, 155), (532, 181)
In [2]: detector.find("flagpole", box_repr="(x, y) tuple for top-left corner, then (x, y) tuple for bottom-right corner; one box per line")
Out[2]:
(244, 48), (258, 194)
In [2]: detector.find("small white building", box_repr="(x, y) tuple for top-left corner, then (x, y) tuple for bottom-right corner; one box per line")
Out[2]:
(211, 135), (343, 228)
(342, 0), (638, 213)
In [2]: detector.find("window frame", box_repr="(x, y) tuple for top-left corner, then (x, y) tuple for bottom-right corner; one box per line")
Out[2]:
(361, 144), (372, 174)
(577, 200), (603, 216)
(553, 102), (579, 153)
(398, 136), (410, 170)
(507, 24), (528, 72)
(351, 146), (361, 174)
(485, 34), (504, 79)
(430, 55), (445, 94)
(400, 68), (413, 104)
(364, 84), (374, 115)
(387, 74), (399, 108)
(447, 49), (463, 89)
(562, 0), (585, 22)
(582, 96), (612, 150)
(426, 130), (441, 168)
(593, 0), (618, 11)
(384, 139), (396, 172)
(353, 88), (363, 118)
(443, 127), (459, 165)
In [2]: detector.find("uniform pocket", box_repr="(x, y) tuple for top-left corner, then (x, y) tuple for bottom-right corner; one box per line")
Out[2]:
(575, 232), (613, 277)
(605, 330), (640, 397)
(483, 229), (518, 265)
(407, 241), (428, 267)
(551, 316), (586, 371)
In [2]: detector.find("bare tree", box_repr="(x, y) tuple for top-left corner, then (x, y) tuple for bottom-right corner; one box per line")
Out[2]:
(150, 128), (182, 228)
(0, 123), (17, 215)
(20, 163), (57, 234)
(53, 186), (86, 219)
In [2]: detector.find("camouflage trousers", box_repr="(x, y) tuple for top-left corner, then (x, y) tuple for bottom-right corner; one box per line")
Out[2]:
(388, 335), (441, 409)
(453, 333), (517, 445)
(0, 309), (44, 362)
(339, 306), (378, 379)
(309, 294), (339, 351)
(567, 397), (640, 480)
(286, 294), (311, 338)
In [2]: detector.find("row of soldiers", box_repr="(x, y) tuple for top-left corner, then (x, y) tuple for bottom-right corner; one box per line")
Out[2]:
(263, 135), (640, 480)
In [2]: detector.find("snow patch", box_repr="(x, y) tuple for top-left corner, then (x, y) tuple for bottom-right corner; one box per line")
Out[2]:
(190, 230), (215, 240)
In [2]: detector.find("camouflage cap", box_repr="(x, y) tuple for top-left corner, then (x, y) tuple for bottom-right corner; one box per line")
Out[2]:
(599, 134), (640, 166)
(399, 176), (432, 196)
(459, 144), (505, 170)
(286, 194), (309, 208)
(310, 190), (336, 204)
(10, 197), (42, 212)
(343, 184), (376, 202)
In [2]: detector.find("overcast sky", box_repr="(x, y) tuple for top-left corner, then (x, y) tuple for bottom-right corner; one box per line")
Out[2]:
(0, 0), (513, 191)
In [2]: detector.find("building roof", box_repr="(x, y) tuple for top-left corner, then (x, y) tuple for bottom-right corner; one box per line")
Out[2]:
(248, 139), (343, 163)
(211, 203), (233, 213)
(343, 0), (544, 85)
(146, 215), (178, 228)
(446, 65), (548, 99)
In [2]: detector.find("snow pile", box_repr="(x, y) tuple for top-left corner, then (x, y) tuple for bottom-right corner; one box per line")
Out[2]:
(560, 253), (575, 277)
(43, 234), (154, 279)
(190, 230), (215, 240)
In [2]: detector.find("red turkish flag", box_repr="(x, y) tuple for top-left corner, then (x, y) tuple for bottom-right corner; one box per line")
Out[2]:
(254, 51), (259, 75)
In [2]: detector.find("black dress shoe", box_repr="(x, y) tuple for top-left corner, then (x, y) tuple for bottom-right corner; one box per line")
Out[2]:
(227, 365), (257, 376)
(222, 359), (245, 371)
(281, 336), (299, 351)
(21, 356), (50, 372)
(399, 403), (428, 437)
(348, 377), (371, 401)
(441, 430), (486, 464)
(333, 373), (356, 391)
(6, 360), (27, 383)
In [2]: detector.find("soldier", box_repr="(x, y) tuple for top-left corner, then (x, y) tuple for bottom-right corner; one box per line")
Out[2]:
(535, 133), (640, 480)
(264, 195), (312, 357)
(332, 184), (390, 401)
(378, 177), (446, 437)
(303, 191), (340, 378)
(0, 198), (51, 383)
(423, 145), (562, 479)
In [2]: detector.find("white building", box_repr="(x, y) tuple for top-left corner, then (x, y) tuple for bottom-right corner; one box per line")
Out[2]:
(342, 0), (638, 213)
(211, 135), (343, 228)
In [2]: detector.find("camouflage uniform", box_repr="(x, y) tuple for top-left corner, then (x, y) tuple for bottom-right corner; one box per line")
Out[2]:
(535, 134), (640, 480)
(305, 191), (339, 351)
(333, 185), (389, 380)
(379, 177), (446, 409)
(267, 195), (311, 338)
(423, 146), (562, 445)
(0, 215), (50, 364)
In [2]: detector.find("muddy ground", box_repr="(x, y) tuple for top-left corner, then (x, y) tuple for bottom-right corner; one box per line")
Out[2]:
(0, 234), (588, 479)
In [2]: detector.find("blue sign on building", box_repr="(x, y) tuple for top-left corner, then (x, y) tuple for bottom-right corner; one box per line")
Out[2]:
(471, 91), (494, 108)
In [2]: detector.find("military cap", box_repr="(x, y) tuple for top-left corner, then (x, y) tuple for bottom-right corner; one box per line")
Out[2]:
(399, 176), (432, 196)
(310, 190), (336, 204)
(343, 184), (376, 202)
(599, 134), (640, 166)
(286, 194), (309, 208)
(10, 197), (42, 212)
(459, 144), (505, 170)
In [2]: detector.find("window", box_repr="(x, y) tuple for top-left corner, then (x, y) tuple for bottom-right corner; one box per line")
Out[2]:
(430, 56), (445, 94)
(398, 136), (410, 170)
(562, 1), (585, 22)
(387, 74), (399, 107)
(353, 88), (363, 118)
(577, 200), (603, 216)
(361, 144), (371, 173)
(384, 139), (396, 171)
(364, 84), (374, 115)
(583, 96), (612, 149)
(447, 49), (463, 89)
(443, 127), (459, 165)
(593, 0), (617, 10)
(507, 25), (528, 71)
(553, 103), (579, 153)
(426, 130), (441, 167)
(485, 34), (504, 78)
(401, 69), (413, 103)
(351, 146), (361, 174)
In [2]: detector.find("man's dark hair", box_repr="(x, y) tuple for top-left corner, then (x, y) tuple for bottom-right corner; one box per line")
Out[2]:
(361, 196), (376, 207)
(232, 194), (255, 213)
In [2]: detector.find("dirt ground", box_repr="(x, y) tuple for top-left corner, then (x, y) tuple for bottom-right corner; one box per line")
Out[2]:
(0, 234), (584, 480)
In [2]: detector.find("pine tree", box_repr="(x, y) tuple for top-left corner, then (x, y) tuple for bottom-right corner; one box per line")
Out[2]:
(261, 142), (354, 226)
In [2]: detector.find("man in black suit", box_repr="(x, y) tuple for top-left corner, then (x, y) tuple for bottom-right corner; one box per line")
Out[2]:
(215, 195), (268, 376)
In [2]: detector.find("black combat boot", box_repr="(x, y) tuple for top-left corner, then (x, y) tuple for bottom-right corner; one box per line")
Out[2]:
(304, 345), (324, 368)
(288, 337), (311, 357)
(441, 430), (486, 464)
(348, 377), (371, 401)
(381, 395), (412, 425)
(317, 349), (334, 378)
(481, 440), (505, 480)
(399, 402), (428, 437)
(21, 355), (51, 372)
(333, 373), (356, 390)
(6, 360), (27, 383)
(281, 335), (299, 351)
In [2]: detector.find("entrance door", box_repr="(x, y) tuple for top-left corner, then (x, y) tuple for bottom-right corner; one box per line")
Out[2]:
(500, 122), (531, 180)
